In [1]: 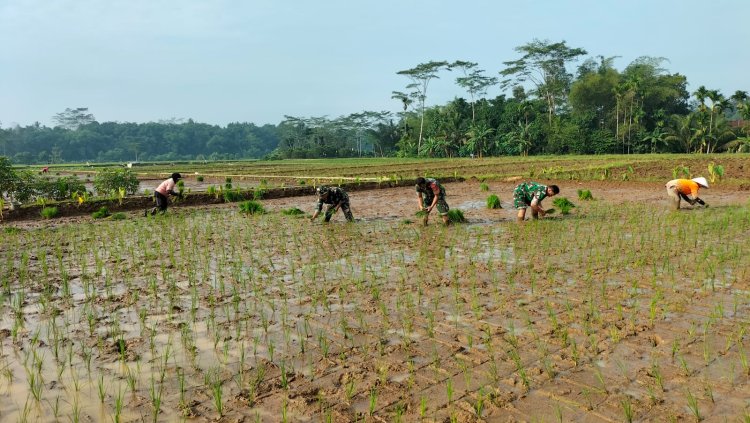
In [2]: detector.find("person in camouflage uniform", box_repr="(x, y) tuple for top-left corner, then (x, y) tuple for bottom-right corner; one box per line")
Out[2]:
(415, 177), (450, 225)
(513, 181), (559, 222)
(311, 186), (354, 222)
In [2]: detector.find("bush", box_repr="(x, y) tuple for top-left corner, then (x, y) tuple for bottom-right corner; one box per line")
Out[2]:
(110, 212), (127, 220)
(281, 207), (305, 216)
(93, 168), (139, 196)
(196, 175), (204, 182)
(92, 207), (111, 219)
(552, 197), (576, 215)
(40, 206), (60, 219)
(447, 209), (466, 223)
(239, 200), (265, 215)
(223, 189), (244, 203)
(479, 182), (489, 192)
(36, 176), (87, 201)
(486, 194), (502, 209)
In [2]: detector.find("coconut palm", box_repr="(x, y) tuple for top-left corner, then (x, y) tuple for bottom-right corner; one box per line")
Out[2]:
(664, 114), (699, 153)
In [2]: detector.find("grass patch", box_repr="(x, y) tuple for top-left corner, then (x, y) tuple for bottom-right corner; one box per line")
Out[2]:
(40, 207), (60, 219)
(111, 212), (127, 220)
(239, 200), (265, 215)
(281, 207), (305, 216)
(92, 207), (111, 219)
(223, 190), (244, 203)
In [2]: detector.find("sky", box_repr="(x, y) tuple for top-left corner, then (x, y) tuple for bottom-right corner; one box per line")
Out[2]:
(1, 0), (748, 128)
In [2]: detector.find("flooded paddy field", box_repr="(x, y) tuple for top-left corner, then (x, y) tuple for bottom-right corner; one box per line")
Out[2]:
(2, 178), (750, 421)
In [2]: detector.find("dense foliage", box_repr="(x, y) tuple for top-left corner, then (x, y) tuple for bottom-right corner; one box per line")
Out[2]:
(93, 168), (140, 196)
(1, 40), (748, 163)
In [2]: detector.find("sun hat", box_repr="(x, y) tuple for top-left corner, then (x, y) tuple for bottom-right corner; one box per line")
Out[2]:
(691, 177), (708, 188)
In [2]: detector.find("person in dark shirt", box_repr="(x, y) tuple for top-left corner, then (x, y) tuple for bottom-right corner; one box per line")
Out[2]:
(310, 186), (354, 223)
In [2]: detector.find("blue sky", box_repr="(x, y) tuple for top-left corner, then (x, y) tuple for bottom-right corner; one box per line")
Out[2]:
(1, 0), (748, 128)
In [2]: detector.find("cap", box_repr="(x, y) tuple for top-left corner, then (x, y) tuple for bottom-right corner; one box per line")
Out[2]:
(691, 177), (708, 188)
(316, 186), (330, 196)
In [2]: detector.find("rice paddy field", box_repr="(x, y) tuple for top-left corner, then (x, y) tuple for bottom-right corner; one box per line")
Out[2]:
(2, 155), (750, 422)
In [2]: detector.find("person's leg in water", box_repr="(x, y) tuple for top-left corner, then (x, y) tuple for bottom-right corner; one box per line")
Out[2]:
(324, 204), (336, 222)
(516, 207), (527, 222)
(665, 184), (681, 210)
(436, 196), (450, 225)
(340, 202), (354, 222)
(150, 192), (168, 215)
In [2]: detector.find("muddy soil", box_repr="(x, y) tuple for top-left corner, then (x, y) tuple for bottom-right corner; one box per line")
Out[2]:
(1, 180), (749, 422)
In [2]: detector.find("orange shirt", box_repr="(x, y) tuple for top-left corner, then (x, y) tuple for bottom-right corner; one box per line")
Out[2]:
(666, 179), (700, 197)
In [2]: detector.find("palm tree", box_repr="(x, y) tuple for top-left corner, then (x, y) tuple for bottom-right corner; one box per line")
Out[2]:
(693, 86), (709, 113)
(465, 123), (494, 158)
(664, 114), (699, 153)
(642, 127), (668, 153)
(507, 121), (534, 156)
(722, 136), (750, 153)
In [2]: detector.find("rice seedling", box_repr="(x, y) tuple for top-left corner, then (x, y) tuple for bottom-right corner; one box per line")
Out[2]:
(685, 388), (701, 421)
(551, 197), (576, 215)
(479, 182), (489, 191)
(281, 207), (305, 216)
(621, 395), (634, 423)
(447, 209), (466, 223)
(577, 189), (594, 200)
(486, 194), (502, 209)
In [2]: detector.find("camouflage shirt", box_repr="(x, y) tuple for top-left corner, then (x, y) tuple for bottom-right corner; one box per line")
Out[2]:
(415, 178), (445, 199)
(513, 182), (548, 208)
(316, 187), (350, 212)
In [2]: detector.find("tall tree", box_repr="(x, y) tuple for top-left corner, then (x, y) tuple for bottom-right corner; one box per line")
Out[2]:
(500, 40), (587, 125)
(52, 107), (96, 130)
(451, 61), (498, 122)
(396, 61), (449, 154)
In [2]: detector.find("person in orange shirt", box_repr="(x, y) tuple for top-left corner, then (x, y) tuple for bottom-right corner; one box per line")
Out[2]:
(665, 177), (708, 210)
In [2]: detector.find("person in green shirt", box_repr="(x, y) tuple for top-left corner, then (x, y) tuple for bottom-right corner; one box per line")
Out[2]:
(513, 182), (559, 222)
(415, 177), (450, 225)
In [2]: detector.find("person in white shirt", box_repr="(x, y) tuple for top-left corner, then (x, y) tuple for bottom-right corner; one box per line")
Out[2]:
(147, 172), (182, 216)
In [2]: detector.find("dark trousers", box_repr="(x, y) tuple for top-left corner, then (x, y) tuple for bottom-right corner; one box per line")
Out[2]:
(324, 202), (353, 222)
(151, 192), (168, 214)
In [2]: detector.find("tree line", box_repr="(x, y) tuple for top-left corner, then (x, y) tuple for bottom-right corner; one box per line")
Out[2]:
(1, 39), (748, 164)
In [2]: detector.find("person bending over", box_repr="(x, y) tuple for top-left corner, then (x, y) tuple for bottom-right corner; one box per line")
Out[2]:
(513, 181), (559, 222)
